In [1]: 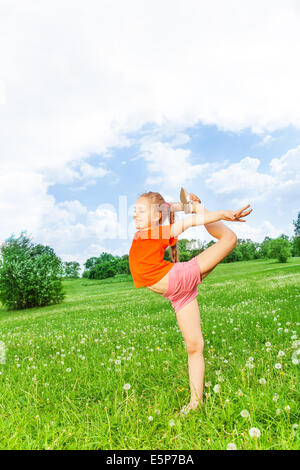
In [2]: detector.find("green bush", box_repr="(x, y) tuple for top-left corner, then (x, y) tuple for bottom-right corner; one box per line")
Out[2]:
(0, 232), (65, 310)
(269, 237), (292, 263)
(291, 236), (300, 257)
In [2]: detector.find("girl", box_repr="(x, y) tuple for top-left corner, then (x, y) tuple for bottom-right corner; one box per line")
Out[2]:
(129, 190), (252, 415)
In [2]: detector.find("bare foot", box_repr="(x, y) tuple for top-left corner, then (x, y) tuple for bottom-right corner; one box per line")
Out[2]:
(180, 401), (202, 416)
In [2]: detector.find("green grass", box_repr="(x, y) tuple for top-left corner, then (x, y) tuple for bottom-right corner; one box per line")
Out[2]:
(0, 258), (299, 450)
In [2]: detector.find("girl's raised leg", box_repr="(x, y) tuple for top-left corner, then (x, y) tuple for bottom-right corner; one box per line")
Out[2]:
(196, 214), (238, 278)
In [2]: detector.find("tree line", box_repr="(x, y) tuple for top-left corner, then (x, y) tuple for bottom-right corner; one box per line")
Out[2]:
(82, 211), (300, 278)
(0, 212), (299, 310)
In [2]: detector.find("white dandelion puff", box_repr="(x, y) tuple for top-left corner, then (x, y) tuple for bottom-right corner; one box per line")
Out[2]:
(249, 427), (261, 438)
(240, 409), (250, 418)
(292, 349), (300, 365)
(226, 443), (237, 450)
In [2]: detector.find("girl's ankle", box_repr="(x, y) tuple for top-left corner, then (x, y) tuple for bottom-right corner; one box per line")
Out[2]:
(190, 398), (203, 407)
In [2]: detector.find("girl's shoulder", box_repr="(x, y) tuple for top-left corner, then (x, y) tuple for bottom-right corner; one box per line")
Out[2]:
(133, 225), (174, 241)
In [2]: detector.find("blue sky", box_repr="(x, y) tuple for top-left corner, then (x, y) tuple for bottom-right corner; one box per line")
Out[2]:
(46, 122), (300, 263)
(0, 1), (299, 271)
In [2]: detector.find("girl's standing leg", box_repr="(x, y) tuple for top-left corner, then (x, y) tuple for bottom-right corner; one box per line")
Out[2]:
(175, 297), (205, 409)
(175, 214), (238, 411)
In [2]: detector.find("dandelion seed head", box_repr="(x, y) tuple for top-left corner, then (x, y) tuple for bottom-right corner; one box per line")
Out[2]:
(249, 427), (261, 438)
(240, 409), (250, 418)
(227, 443), (237, 450)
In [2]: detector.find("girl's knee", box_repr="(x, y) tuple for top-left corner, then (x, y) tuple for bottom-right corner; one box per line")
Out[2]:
(186, 336), (204, 355)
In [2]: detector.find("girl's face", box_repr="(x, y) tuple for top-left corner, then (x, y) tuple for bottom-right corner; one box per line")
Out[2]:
(133, 198), (159, 230)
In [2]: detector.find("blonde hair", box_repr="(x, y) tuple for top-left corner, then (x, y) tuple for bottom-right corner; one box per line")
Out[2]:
(138, 191), (178, 263)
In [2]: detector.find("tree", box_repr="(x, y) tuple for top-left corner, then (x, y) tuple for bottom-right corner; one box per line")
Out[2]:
(291, 236), (300, 257)
(0, 232), (65, 310)
(82, 252), (118, 280)
(84, 257), (99, 270)
(293, 212), (300, 236)
(224, 244), (243, 262)
(258, 236), (272, 259)
(93, 261), (116, 280)
(63, 261), (81, 279)
(234, 238), (257, 261)
(292, 212), (300, 256)
(269, 237), (292, 263)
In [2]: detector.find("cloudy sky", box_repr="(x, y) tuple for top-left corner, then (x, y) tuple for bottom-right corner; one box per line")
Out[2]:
(0, 0), (299, 270)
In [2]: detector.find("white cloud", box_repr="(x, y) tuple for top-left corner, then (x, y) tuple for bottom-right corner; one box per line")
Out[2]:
(225, 220), (293, 241)
(0, 79), (5, 105)
(206, 157), (276, 201)
(206, 145), (300, 204)
(0, 171), (54, 237)
(0, 170), (123, 268)
(0, 0), (299, 264)
(270, 145), (300, 182)
(140, 138), (211, 188)
(42, 161), (111, 186)
(256, 135), (274, 146)
(1, 0), (300, 181)
(56, 200), (88, 219)
(169, 133), (191, 147)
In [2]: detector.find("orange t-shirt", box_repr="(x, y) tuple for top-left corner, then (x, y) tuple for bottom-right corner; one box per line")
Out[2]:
(129, 224), (178, 288)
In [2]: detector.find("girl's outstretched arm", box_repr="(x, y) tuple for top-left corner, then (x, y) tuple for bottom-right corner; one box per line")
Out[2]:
(170, 203), (252, 238)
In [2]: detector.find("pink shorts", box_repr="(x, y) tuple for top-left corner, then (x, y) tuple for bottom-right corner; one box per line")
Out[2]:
(162, 257), (202, 313)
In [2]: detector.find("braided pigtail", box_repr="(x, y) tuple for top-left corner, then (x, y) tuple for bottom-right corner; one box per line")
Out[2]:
(138, 191), (179, 263)
(168, 205), (178, 263)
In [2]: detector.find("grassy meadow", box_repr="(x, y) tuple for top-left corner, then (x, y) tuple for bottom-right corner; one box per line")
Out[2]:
(0, 258), (299, 450)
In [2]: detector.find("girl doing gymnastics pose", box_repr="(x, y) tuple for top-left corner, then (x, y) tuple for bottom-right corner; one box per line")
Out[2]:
(128, 189), (252, 414)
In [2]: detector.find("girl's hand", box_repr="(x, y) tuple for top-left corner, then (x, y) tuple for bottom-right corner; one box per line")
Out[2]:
(181, 188), (201, 213)
(189, 193), (202, 213)
(189, 193), (201, 203)
(222, 204), (253, 222)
